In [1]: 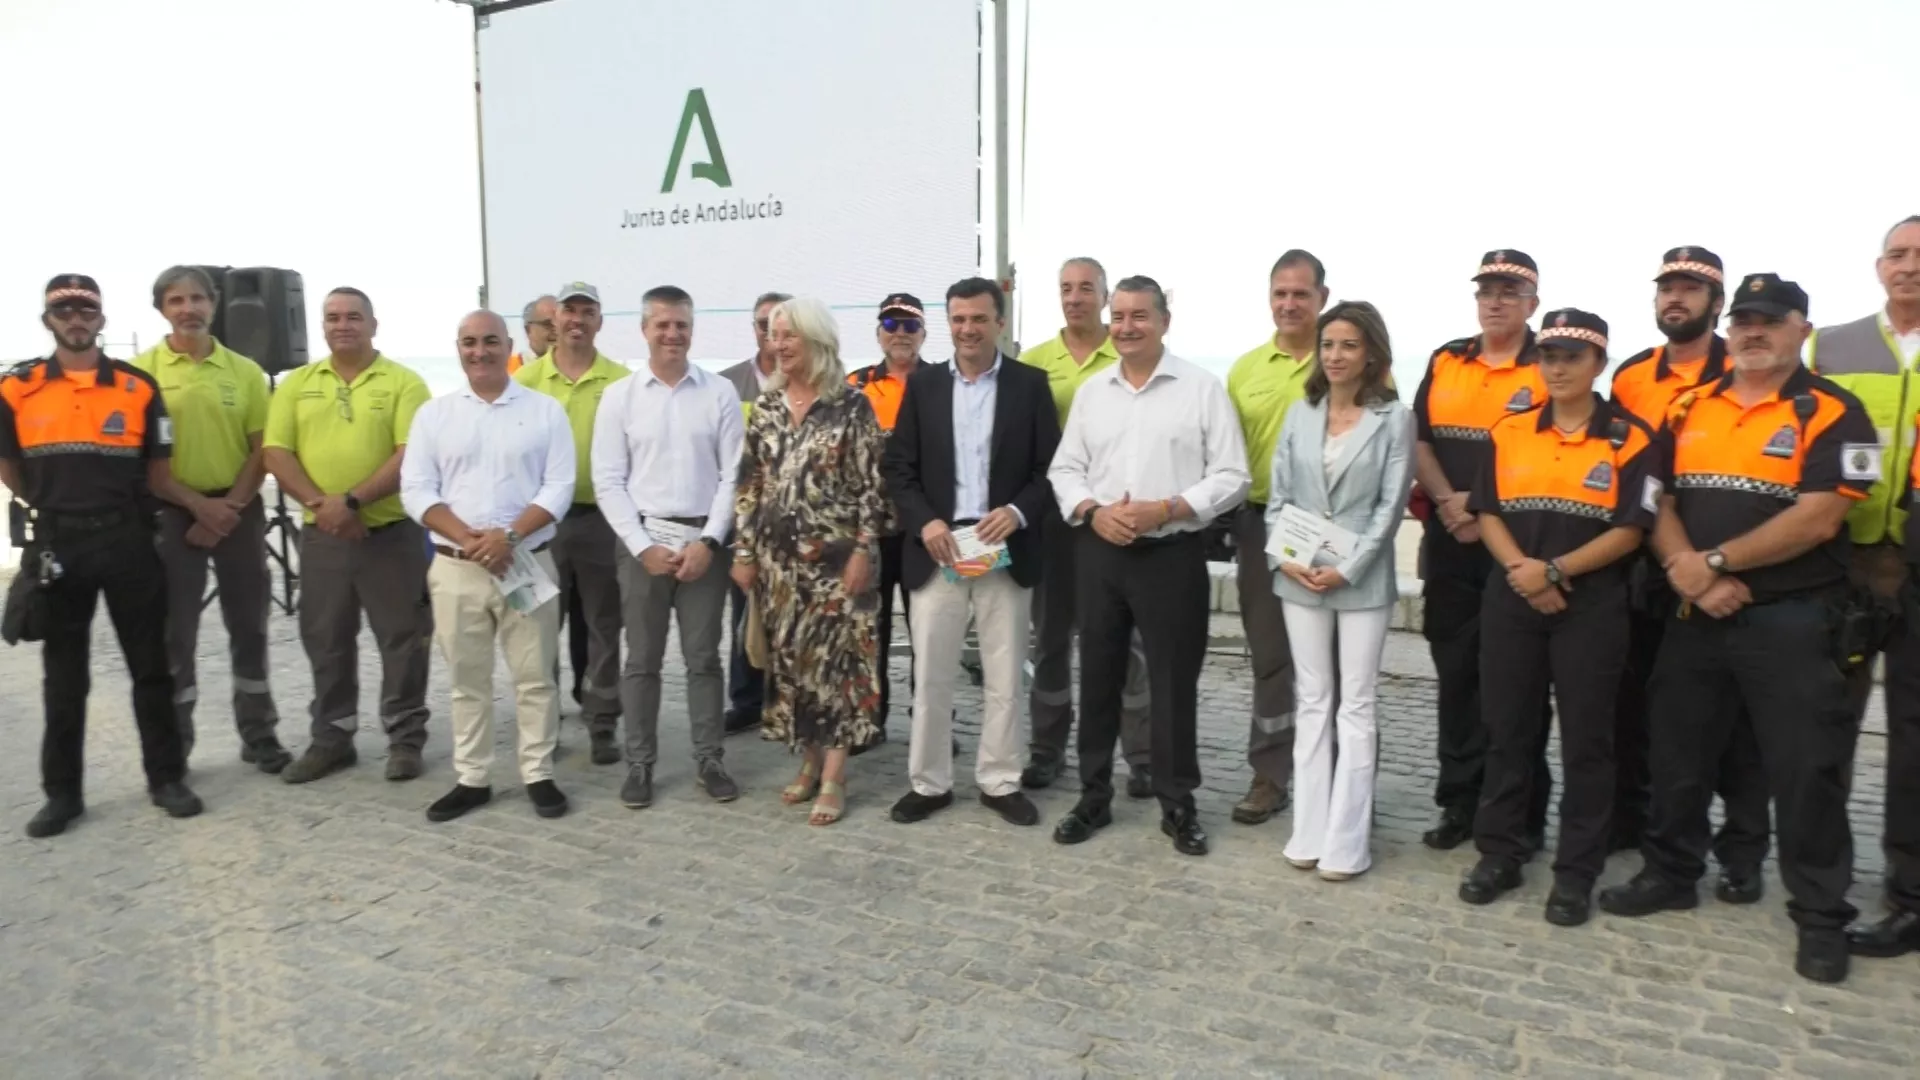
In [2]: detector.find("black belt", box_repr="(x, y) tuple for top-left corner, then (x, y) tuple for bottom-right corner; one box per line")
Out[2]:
(434, 540), (550, 561)
(951, 517), (981, 527)
(37, 508), (136, 534)
(1128, 530), (1201, 550)
(646, 514), (708, 528)
(567, 503), (601, 519)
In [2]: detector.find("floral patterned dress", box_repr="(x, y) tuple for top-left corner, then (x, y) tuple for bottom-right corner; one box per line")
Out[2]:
(734, 383), (892, 750)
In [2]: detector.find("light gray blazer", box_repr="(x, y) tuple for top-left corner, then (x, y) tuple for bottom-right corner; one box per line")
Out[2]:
(1264, 396), (1415, 611)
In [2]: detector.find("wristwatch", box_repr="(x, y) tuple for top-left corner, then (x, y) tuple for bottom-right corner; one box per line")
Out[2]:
(1544, 561), (1565, 589)
(1705, 549), (1728, 574)
(700, 536), (723, 553)
(504, 528), (522, 548)
(343, 492), (362, 512)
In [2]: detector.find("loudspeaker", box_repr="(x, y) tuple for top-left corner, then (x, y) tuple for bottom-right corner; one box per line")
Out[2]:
(221, 267), (308, 374)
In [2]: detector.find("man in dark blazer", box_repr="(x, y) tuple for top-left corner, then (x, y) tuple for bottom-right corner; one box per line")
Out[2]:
(882, 277), (1060, 827)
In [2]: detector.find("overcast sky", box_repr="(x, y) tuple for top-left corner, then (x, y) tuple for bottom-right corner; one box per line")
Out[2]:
(4, 0), (1915, 390)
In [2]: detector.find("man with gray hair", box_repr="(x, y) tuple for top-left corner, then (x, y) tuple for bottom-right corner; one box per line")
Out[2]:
(508, 295), (556, 376)
(718, 291), (790, 734)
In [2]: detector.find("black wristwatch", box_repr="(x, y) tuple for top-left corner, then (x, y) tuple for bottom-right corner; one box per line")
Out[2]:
(700, 536), (723, 554)
(343, 492), (362, 512)
(1544, 560), (1565, 589)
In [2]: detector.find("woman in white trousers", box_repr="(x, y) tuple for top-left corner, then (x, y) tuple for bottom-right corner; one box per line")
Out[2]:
(1265, 300), (1414, 879)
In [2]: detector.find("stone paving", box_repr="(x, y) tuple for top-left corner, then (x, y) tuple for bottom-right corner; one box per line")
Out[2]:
(2, 583), (1917, 1079)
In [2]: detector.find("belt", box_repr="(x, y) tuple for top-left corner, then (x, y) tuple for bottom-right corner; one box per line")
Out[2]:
(37, 508), (136, 534)
(1128, 530), (1201, 550)
(433, 540), (551, 560)
(951, 517), (981, 527)
(645, 514), (708, 528)
(567, 503), (601, 519)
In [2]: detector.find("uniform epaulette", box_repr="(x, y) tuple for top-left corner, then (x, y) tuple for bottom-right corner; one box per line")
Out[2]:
(1610, 348), (1658, 382)
(1431, 337), (1476, 361)
(2, 359), (41, 382)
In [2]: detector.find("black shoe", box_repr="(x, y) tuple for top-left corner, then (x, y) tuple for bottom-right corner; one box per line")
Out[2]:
(25, 796), (84, 838)
(1846, 909), (1920, 958)
(1544, 879), (1593, 927)
(1458, 857), (1523, 905)
(980, 791), (1040, 827)
(1021, 753), (1064, 790)
(698, 760), (740, 802)
(384, 745), (423, 782)
(149, 781), (204, 819)
(1161, 811), (1209, 856)
(1052, 800), (1112, 845)
(1422, 807), (1475, 851)
(1126, 768), (1153, 800)
(589, 730), (621, 766)
(890, 790), (954, 823)
(849, 729), (888, 757)
(527, 779), (568, 819)
(1796, 928), (1850, 984)
(282, 741), (357, 784)
(426, 783), (492, 822)
(620, 767), (654, 810)
(723, 708), (762, 736)
(1715, 864), (1764, 905)
(1598, 871), (1699, 918)
(240, 737), (293, 775)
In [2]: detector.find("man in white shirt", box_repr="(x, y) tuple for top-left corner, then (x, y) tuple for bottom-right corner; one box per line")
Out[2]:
(1047, 276), (1251, 856)
(717, 291), (790, 736)
(400, 311), (576, 822)
(593, 285), (746, 810)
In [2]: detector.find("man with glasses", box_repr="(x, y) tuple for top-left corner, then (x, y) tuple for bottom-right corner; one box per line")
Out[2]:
(719, 291), (790, 736)
(516, 282), (631, 764)
(508, 295), (556, 376)
(264, 287), (435, 784)
(1411, 251), (1552, 852)
(849, 293), (934, 751)
(2, 274), (204, 836)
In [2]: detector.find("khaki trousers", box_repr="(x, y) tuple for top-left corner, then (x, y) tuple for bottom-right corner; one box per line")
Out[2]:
(427, 550), (561, 786)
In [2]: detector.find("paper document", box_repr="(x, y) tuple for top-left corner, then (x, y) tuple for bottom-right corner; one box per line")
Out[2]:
(1266, 503), (1358, 569)
(497, 546), (560, 613)
(943, 525), (1010, 582)
(644, 518), (701, 552)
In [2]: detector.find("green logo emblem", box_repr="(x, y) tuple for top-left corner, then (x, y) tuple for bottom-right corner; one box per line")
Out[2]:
(661, 88), (731, 193)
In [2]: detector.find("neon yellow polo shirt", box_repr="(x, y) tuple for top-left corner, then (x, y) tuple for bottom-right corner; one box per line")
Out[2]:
(514, 350), (630, 503)
(130, 337), (270, 493)
(1019, 330), (1121, 426)
(1228, 338), (1314, 505)
(263, 354), (430, 527)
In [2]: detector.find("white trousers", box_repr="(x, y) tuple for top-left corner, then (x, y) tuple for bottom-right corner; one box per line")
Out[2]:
(1280, 601), (1391, 874)
(427, 550), (561, 787)
(909, 569), (1030, 797)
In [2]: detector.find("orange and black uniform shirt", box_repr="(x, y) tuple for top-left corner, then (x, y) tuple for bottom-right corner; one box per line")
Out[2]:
(1467, 395), (1661, 587)
(1609, 335), (1729, 431)
(1663, 366), (1877, 603)
(1414, 330), (1548, 493)
(0, 355), (171, 514)
(849, 358), (933, 432)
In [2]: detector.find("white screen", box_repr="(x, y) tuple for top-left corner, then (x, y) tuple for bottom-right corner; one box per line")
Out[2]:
(478, 0), (981, 366)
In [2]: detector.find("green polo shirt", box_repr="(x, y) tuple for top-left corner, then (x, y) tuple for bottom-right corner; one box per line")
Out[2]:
(263, 354), (430, 527)
(1227, 338), (1315, 505)
(130, 336), (270, 493)
(1018, 330), (1121, 426)
(514, 350), (630, 503)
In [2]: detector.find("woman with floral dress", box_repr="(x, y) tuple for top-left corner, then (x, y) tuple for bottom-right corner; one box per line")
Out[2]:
(731, 297), (891, 825)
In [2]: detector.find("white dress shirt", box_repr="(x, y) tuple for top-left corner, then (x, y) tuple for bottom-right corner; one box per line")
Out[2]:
(952, 354), (1001, 522)
(400, 380), (576, 549)
(1049, 350), (1251, 536)
(1881, 310), (1920, 366)
(592, 361), (745, 556)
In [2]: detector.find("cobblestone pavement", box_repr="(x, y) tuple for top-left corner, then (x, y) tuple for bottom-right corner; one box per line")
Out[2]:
(2, 594), (1917, 1079)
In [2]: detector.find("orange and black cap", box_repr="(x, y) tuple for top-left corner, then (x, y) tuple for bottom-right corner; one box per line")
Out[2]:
(1535, 309), (1609, 353)
(44, 274), (102, 311)
(1726, 273), (1809, 320)
(1473, 250), (1538, 285)
(1655, 247), (1724, 285)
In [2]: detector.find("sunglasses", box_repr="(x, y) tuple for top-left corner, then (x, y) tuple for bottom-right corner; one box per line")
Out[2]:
(336, 386), (354, 421)
(754, 318), (770, 332)
(880, 317), (923, 334)
(48, 302), (101, 319)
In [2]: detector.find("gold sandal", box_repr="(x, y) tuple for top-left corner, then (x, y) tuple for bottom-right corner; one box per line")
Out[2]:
(808, 780), (846, 826)
(781, 760), (821, 805)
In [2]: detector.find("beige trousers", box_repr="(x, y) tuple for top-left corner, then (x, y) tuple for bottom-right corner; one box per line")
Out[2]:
(427, 550), (561, 787)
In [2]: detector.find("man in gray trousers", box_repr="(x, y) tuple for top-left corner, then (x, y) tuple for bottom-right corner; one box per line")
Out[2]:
(593, 285), (746, 808)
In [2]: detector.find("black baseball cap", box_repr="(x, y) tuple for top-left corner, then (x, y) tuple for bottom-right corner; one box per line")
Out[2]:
(1535, 308), (1609, 352)
(1726, 273), (1810, 320)
(878, 292), (924, 320)
(1654, 246), (1724, 285)
(1472, 250), (1538, 285)
(44, 273), (102, 310)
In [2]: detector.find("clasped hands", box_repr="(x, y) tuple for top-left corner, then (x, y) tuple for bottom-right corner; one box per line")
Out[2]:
(1434, 491), (1479, 545)
(1664, 549), (1751, 619)
(183, 492), (248, 549)
(1503, 557), (1569, 614)
(1278, 562), (1347, 593)
(1089, 494), (1171, 546)
(641, 538), (716, 583)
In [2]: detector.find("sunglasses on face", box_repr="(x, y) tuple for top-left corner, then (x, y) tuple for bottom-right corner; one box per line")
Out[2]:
(48, 302), (101, 319)
(881, 317), (922, 334)
(754, 319), (771, 332)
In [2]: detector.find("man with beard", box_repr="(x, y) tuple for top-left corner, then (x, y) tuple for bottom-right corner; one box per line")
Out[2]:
(1601, 273), (1876, 985)
(1606, 247), (1770, 904)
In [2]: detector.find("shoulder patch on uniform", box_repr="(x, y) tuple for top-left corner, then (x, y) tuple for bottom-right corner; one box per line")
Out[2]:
(1582, 460), (1614, 492)
(1761, 425), (1797, 458)
(1641, 476), (1663, 513)
(1843, 443), (1882, 482)
(102, 410), (126, 437)
(158, 417), (173, 445)
(1504, 386), (1534, 412)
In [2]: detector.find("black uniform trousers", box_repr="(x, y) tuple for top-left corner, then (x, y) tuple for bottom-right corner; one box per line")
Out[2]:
(37, 517), (183, 800)
(1076, 528), (1208, 817)
(874, 532), (911, 732)
(1617, 577), (1772, 869)
(1641, 594), (1861, 930)
(1878, 579), (1920, 913)
(1476, 579), (1627, 884)
(1422, 518), (1552, 827)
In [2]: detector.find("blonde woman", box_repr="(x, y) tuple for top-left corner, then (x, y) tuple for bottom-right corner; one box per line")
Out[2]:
(731, 297), (891, 825)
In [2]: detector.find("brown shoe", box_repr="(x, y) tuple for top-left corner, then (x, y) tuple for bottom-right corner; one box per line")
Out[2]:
(1231, 777), (1287, 825)
(385, 745), (424, 782)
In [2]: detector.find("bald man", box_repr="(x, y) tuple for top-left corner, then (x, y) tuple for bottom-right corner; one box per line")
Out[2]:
(400, 310), (576, 820)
